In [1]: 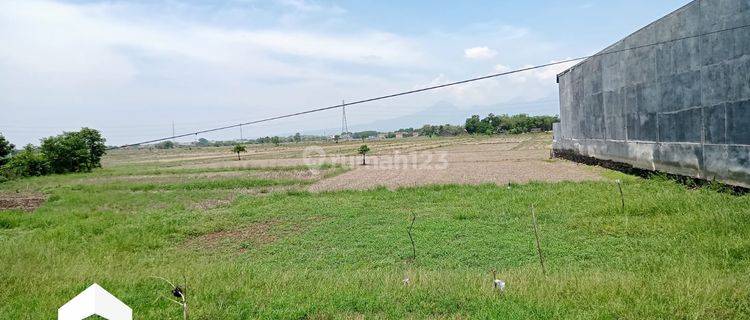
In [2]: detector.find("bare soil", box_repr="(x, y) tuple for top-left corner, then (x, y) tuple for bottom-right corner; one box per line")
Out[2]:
(183, 217), (321, 252)
(184, 220), (282, 252)
(0, 193), (46, 212)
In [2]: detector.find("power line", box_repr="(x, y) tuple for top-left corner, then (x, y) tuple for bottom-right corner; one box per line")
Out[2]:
(112, 22), (750, 149)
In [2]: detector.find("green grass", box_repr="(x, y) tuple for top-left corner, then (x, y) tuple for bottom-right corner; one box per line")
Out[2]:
(1, 168), (749, 319)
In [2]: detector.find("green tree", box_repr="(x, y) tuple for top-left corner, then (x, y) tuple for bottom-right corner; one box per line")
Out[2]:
(196, 138), (210, 147)
(352, 131), (378, 139)
(271, 136), (281, 146)
(419, 124), (435, 137)
(464, 115), (481, 134)
(358, 144), (370, 165)
(0, 133), (15, 166)
(77, 127), (107, 168)
(156, 141), (175, 149)
(2, 145), (50, 177)
(231, 144), (247, 160)
(32, 128), (107, 174)
(464, 113), (559, 135)
(293, 133), (302, 143)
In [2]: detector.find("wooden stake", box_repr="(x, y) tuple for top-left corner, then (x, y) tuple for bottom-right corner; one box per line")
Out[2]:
(407, 212), (417, 261)
(531, 204), (546, 274)
(616, 179), (625, 215)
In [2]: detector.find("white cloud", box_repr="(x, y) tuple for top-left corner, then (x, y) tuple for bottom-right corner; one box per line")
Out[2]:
(494, 64), (510, 72)
(464, 46), (497, 60)
(419, 59), (578, 109)
(0, 0), (570, 145)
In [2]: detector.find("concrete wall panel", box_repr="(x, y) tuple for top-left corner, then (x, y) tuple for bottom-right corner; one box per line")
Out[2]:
(726, 99), (750, 144)
(604, 88), (627, 140)
(658, 108), (703, 143)
(554, 0), (750, 188)
(659, 71), (702, 112)
(703, 103), (727, 144)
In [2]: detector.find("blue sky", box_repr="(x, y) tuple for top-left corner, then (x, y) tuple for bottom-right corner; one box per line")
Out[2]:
(0, 0), (690, 146)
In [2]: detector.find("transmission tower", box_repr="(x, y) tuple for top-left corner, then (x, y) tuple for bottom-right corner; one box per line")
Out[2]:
(341, 100), (348, 135)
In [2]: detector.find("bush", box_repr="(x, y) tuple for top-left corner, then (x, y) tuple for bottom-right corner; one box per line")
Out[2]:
(0, 128), (105, 179)
(2, 145), (50, 178)
(155, 141), (175, 149)
(40, 128), (106, 174)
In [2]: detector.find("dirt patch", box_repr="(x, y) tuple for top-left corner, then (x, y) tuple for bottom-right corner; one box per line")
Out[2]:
(0, 193), (46, 212)
(183, 217), (320, 253)
(184, 220), (282, 253)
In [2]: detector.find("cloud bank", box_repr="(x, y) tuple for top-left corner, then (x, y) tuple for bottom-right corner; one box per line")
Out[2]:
(0, 0), (568, 145)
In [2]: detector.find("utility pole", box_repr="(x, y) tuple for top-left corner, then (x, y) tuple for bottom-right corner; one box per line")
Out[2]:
(172, 121), (175, 138)
(240, 125), (243, 141)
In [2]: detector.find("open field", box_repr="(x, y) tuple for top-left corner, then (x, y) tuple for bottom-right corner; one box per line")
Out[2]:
(104, 134), (603, 191)
(1, 134), (749, 319)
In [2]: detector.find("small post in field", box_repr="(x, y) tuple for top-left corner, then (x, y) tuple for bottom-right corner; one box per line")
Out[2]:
(403, 212), (417, 286)
(530, 204), (546, 275)
(615, 179), (625, 215)
(615, 179), (628, 234)
(151, 275), (189, 320)
(407, 212), (417, 261)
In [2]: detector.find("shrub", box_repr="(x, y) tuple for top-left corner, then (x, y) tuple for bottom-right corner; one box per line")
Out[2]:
(2, 145), (50, 177)
(155, 141), (175, 149)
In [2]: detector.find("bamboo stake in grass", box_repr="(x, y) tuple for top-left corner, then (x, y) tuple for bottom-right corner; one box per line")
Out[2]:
(616, 179), (629, 236)
(407, 212), (417, 261)
(615, 179), (625, 215)
(403, 212), (417, 286)
(530, 204), (546, 275)
(151, 276), (189, 320)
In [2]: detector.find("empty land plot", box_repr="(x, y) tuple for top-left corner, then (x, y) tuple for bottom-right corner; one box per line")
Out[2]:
(2, 134), (748, 319)
(108, 134), (602, 190)
(310, 134), (602, 191)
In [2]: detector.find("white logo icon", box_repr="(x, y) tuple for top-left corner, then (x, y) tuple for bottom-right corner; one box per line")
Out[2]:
(58, 283), (132, 320)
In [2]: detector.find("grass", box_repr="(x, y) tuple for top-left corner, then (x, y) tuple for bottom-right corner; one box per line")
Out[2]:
(0, 162), (749, 319)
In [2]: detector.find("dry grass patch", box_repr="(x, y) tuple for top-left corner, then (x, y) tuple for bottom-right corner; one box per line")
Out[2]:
(190, 197), (235, 210)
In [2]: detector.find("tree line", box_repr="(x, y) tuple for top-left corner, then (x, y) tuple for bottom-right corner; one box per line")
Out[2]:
(464, 113), (558, 135)
(415, 113), (558, 137)
(0, 128), (106, 181)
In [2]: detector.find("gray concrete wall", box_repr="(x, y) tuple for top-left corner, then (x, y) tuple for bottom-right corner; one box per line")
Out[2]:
(553, 0), (750, 188)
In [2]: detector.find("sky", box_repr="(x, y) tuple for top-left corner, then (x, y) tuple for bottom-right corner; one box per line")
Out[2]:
(0, 0), (691, 146)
